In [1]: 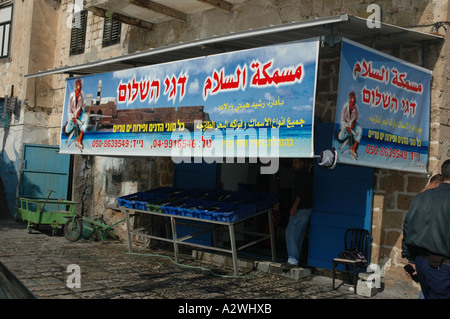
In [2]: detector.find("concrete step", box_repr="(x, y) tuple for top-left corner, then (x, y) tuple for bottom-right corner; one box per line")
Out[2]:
(192, 250), (311, 280)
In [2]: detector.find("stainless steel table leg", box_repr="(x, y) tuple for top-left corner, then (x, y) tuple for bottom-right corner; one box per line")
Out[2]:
(125, 209), (132, 253)
(268, 209), (276, 262)
(170, 216), (179, 263)
(229, 223), (238, 276)
(212, 224), (217, 247)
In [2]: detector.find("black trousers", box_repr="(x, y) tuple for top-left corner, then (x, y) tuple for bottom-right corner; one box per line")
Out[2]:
(415, 256), (450, 299)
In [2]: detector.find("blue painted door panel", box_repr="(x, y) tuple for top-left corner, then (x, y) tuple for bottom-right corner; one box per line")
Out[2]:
(308, 122), (373, 270)
(20, 144), (71, 205)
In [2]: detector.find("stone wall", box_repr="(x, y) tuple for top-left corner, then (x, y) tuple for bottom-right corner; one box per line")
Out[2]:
(0, 0), (62, 215)
(372, 170), (426, 291)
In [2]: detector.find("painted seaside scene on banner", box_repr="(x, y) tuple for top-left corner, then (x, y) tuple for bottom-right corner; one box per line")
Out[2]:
(60, 38), (320, 159)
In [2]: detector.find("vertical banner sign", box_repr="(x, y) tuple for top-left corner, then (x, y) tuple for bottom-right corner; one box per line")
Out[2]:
(332, 38), (431, 173)
(60, 38), (319, 159)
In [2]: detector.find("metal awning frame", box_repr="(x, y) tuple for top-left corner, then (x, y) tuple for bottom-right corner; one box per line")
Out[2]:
(25, 13), (444, 79)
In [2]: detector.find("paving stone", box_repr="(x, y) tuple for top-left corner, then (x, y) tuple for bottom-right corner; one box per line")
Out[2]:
(0, 218), (416, 302)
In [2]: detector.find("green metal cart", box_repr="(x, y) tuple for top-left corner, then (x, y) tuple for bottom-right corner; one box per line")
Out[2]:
(17, 195), (78, 236)
(64, 214), (125, 242)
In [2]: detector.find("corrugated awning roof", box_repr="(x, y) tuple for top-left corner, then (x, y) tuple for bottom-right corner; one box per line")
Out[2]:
(25, 14), (444, 79)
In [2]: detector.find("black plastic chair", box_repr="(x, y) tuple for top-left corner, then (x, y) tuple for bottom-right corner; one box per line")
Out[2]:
(332, 228), (371, 293)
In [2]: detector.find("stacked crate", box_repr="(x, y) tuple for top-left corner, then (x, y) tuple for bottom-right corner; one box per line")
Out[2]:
(118, 188), (277, 223)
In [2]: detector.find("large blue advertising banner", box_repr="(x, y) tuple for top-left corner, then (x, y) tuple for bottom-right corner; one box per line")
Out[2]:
(60, 38), (319, 160)
(332, 38), (431, 173)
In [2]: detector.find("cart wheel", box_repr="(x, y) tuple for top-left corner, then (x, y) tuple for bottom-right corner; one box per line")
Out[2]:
(91, 216), (107, 241)
(64, 218), (83, 242)
(28, 224), (38, 234)
(91, 228), (103, 242)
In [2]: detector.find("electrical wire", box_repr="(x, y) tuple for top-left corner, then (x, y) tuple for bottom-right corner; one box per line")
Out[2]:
(407, 21), (450, 32)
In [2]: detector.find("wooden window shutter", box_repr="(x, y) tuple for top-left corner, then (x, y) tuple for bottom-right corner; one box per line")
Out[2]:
(102, 18), (121, 47)
(69, 10), (87, 55)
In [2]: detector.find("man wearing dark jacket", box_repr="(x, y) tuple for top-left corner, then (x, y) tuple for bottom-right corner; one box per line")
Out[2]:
(402, 159), (450, 299)
(281, 158), (313, 271)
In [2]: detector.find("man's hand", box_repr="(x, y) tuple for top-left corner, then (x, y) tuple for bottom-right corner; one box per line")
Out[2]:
(290, 206), (297, 216)
(290, 197), (300, 216)
(404, 263), (418, 281)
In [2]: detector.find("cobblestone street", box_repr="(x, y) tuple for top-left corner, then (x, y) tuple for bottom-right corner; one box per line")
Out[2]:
(0, 218), (415, 306)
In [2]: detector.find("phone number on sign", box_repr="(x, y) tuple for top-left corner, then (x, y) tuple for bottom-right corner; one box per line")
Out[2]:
(366, 144), (421, 161)
(151, 138), (212, 149)
(91, 139), (144, 148)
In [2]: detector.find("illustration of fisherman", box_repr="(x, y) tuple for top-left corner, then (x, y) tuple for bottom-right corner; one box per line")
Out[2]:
(338, 91), (362, 160)
(65, 78), (89, 150)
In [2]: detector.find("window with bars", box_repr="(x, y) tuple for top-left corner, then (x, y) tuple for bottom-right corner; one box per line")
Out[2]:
(102, 18), (121, 47)
(69, 9), (87, 55)
(0, 4), (12, 59)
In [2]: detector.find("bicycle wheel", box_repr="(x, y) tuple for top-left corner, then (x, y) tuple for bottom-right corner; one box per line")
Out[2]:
(64, 218), (83, 242)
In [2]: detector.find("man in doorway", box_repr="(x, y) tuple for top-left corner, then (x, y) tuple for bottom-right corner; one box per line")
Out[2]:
(402, 159), (450, 299)
(282, 158), (313, 271)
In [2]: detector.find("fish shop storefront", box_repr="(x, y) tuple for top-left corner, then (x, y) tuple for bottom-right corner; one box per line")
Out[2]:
(24, 14), (442, 283)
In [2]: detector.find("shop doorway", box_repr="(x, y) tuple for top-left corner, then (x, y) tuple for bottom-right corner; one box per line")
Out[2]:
(171, 147), (374, 270)
(219, 160), (295, 263)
